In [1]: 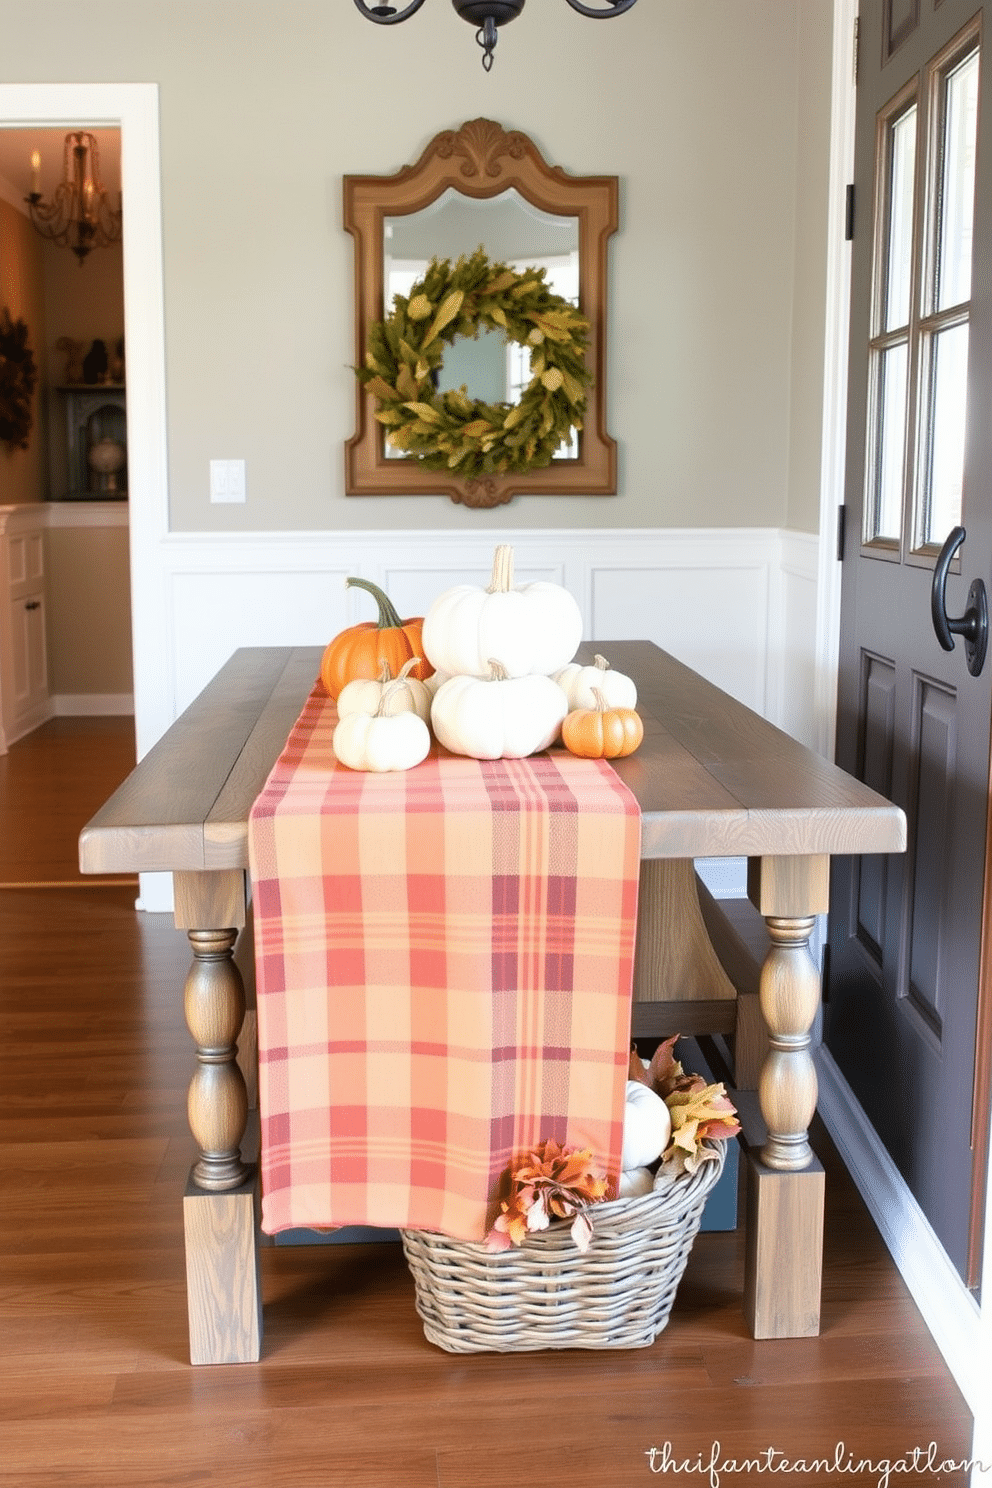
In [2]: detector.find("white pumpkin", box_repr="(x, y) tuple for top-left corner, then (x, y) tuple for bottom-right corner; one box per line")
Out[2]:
(621, 1079), (672, 1170)
(618, 1166), (655, 1198)
(421, 544), (583, 680)
(336, 657), (432, 723)
(554, 653), (637, 712)
(332, 682), (431, 772)
(430, 662), (568, 760)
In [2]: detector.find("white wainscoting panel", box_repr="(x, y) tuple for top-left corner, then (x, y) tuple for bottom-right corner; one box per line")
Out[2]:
(590, 561), (771, 715)
(772, 529), (821, 750)
(168, 547), (354, 711)
(162, 527), (820, 733)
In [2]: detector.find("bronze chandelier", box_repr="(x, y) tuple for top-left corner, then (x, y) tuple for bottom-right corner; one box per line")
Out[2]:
(353, 0), (639, 71)
(24, 132), (122, 266)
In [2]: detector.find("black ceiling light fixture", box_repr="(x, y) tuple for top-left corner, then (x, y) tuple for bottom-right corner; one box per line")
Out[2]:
(353, 0), (639, 72)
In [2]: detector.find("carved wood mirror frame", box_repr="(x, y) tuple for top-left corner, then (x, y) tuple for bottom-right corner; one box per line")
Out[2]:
(344, 119), (618, 509)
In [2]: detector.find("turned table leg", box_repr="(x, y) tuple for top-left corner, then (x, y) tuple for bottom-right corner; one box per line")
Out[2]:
(184, 927), (249, 1190)
(743, 854), (829, 1339)
(174, 871), (262, 1365)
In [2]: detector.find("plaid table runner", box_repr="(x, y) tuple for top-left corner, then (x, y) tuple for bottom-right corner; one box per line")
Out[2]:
(248, 684), (641, 1241)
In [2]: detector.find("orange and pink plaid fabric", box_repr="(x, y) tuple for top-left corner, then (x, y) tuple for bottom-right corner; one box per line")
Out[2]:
(248, 684), (641, 1241)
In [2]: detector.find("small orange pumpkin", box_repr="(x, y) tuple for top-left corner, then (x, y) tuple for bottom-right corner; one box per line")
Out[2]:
(561, 688), (644, 760)
(320, 578), (434, 700)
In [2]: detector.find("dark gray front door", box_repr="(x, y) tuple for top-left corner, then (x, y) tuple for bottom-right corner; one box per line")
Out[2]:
(827, 0), (992, 1287)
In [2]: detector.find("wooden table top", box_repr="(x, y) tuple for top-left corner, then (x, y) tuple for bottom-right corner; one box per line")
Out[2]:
(78, 642), (907, 876)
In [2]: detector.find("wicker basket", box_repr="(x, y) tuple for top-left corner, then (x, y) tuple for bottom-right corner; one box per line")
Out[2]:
(400, 1142), (726, 1352)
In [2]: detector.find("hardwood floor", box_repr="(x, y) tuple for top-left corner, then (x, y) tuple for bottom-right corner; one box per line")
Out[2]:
(0, 721), (977, 1486)
(0, 716), (137, 886)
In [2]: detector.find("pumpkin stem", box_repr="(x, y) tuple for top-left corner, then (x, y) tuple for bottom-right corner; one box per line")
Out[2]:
(487, 544), (515, 595)
(376, 680), (407, 718)
(377, 660), (393, 683)
(346, 576), (405, 631)
(397, 657), (422, 682)
(487, 658), (510, 682)
(591, 687), (610, 713)
(593, 654), (610, 671)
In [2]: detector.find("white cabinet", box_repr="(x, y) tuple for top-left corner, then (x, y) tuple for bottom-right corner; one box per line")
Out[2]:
(0, 506), (50, 751)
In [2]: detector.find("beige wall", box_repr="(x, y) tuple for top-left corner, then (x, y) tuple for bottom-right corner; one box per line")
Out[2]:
(787, 8), (834, 533)
(44, 238), (125, 501)
(0, 197), (47, 507)
(44, 521), (132, 696)
(2, 1), (832, 536)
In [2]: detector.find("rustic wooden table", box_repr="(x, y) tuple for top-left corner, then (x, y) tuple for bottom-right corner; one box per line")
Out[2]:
(79, 642), (906, 1364)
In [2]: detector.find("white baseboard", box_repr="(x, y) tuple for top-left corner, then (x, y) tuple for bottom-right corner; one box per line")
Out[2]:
(816, 1045), (982, 1417)
(51, 693), (134, 716)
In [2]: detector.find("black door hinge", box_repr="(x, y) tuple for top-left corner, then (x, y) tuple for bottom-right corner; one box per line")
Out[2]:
(837, 503), (847, 561)
(845, 184), (855, 241)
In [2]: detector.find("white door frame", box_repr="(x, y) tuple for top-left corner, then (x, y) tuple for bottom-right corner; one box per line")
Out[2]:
(0, 83), (171, 762)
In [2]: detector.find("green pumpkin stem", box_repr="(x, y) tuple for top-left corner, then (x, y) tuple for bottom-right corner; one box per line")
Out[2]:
(346, 576), (405, 630)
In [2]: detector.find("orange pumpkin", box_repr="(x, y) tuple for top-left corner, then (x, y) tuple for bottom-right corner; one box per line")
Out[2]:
(320, 578), (434, 700)
(561, 688), (644, 760)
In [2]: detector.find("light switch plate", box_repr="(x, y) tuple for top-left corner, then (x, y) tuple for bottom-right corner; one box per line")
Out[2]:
(210, 459), (246, 503)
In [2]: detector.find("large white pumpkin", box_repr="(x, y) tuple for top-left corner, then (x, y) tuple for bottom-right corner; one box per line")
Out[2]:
(430, 663), (568, 760)
(421, 544), (583, 680)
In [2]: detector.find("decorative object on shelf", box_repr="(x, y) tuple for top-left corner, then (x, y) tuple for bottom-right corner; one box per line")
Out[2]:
(82, 338), (109, 385)
(55, 336), (86, 384)
(25, 132), (122, 265)
(353, 0), (639, 70)
(0, 309), (38, 452)
(357, 248), (591, 482)
(109, 336), (126, 385)
(56, 386), (127, 501)
(86, 437), (127, 494)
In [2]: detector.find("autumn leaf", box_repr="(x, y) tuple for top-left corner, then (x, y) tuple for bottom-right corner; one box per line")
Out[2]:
(485, 1139), (608, 1252)
(629, 1037), (740, 1173)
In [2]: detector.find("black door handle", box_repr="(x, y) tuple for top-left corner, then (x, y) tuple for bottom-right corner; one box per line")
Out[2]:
(931, 525), (988, 677)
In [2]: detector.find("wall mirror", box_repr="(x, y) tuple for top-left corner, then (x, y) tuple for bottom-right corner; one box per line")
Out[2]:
(344, 119), (618, 508)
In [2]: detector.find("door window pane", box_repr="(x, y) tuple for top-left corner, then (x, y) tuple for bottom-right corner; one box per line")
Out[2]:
(937, 49), (979, 312)
(871, 342), (909, 542)
(886, 106), (917, 331)
(922, 321), (968, 543)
